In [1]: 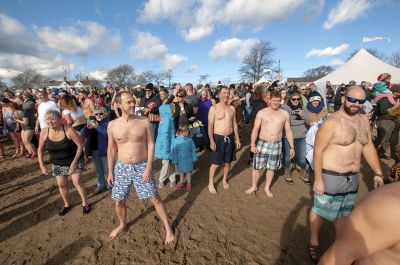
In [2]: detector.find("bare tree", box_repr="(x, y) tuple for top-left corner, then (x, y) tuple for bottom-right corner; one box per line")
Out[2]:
(12, 69), (45, 90)
(106, 64), (135, 88)
(239, 41), (275, 83)
(388, 51), (400, 68)
(136, 71), (167, 87)
(303, 65), (334, 79)
(198, 74), (209, 85)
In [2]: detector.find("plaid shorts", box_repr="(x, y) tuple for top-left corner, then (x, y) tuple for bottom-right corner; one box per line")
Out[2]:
(253, 140), (282, 170)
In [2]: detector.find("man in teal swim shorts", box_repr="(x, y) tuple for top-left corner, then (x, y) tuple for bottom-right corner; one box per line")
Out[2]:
(309, 86), (384, 263)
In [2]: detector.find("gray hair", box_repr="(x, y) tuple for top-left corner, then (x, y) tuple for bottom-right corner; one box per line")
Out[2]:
(45, 109), (61, 120)
(94, 107), (109, 117)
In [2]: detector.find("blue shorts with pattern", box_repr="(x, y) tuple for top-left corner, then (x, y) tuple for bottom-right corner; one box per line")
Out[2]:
(253, 140), (282, 170)
(111, 160), (159, 201)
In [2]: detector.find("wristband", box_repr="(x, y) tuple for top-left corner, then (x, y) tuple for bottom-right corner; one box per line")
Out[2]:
(374, 174), (383, 177)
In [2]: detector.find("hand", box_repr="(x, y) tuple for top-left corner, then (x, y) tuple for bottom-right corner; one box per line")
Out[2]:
(296, 109), (303, 116)
(235, 139), (241, 149)
(107, 174), (114, 187)
(142, 167), (151, 183)
(41, 166), (49, 176)
(373, 176), (384, 188)
(68, 161), (77, 175)
(250, 145), (258, 153)
(313, 179), (325, 195)
(87, 121), (98, 129)
(210, 141), (216, 151)
(189, 117), (196, 122)
(289, 148), (295, 158)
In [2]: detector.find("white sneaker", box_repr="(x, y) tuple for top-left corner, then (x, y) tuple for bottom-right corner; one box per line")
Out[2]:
(169, 181), (176, 188)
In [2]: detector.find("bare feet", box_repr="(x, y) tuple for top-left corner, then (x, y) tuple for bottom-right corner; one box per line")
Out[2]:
(164, 231), (175, 246)
(208, 184), (217, 194)
(222, 181), (230, 190)
(11, 153), (18, 158)
(109, 224), (126, 240)
(245, 187), (258, 195)
(264, 188), (273, 198)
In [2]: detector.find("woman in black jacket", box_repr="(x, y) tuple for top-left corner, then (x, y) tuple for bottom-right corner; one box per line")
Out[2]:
(172, 88), (196, 131)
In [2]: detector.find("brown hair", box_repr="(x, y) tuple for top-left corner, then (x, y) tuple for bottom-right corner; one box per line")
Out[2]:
(177, 88), (187, 97)
(59, 94), (78, 112)
(270, 91), (282, 99)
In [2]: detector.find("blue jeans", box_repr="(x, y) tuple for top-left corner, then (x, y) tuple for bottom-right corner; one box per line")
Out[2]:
(283, 138), (306, 169)
(244, 106), (252, 124)
(92, 150), (110, 191)
(151, 122), (159, 141)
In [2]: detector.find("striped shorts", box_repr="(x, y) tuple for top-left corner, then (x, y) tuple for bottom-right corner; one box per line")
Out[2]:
(111, 160), (158, 201)
(253, 140), (282, 170)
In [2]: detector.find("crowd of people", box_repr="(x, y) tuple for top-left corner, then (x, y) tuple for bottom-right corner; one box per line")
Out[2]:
(0, 73), (399, 263)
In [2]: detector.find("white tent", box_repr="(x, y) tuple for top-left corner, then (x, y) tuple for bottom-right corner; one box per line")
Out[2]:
(315, 48), (400, 84)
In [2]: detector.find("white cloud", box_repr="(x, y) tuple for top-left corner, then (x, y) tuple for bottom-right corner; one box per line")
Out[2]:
(305, 44), (350, 58)
(89, 70), (108, 81)
(324, 0), (372, 29)
(186, 65), (198, 73)
(37, 21), (121, 56)
(129, 32), (168, 60)
(129, 31), (186, 70)
(209, 38), (260, 60)
(329, 59), (345, 67)
(139, 0), (320, 41)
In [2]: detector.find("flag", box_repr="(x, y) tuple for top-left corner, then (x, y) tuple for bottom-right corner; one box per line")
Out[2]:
(363, 36), (391, 43)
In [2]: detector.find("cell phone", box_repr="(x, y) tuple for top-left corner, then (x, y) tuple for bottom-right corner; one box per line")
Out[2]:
(89, 116), (96, 122)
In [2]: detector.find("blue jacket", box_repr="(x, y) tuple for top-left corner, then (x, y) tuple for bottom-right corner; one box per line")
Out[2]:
(171, 136), (197, 173)
(81, 118), (110, 157)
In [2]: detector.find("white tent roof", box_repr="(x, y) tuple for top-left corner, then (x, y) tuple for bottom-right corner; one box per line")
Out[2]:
(315, 48), (400, 84)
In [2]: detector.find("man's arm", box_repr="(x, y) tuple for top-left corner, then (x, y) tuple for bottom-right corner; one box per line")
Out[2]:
(313, 117), (336, 195)
(107, 121), (117, 186)
(361, 117), (384, 188)
(88, 99), (95, 114)
(208, 106), (216, 150)
(319, 184), (400, 265)
(251, 112), (262, 149)
(143, 120), (154, 182)
(231, 106), (241, 149)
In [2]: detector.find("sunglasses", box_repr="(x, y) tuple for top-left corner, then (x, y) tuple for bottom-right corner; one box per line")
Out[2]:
(346, 96), (366, 104)
(291, 98), (301, 101)
(145, 89), (152, 92)
(177, 95), (185, 98)
(94, 113), (104, 116)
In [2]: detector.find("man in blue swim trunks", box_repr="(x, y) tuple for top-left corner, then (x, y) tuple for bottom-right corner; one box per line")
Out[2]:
(309, 86), (384, 263)
(207, 86), (241, 194)
(107, 91), (175, 245)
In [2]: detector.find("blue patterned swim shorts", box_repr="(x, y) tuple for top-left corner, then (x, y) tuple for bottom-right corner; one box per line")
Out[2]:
(111, 160), (159, 201)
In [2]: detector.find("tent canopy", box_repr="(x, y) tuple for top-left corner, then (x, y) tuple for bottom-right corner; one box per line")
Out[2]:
(315, 48), (400, 84)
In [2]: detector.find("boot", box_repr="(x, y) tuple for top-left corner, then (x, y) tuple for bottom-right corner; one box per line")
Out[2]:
(299, 168), (311, 184)
(283, 167), (294, 184)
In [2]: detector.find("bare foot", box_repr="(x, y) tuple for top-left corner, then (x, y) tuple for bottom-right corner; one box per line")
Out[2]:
(208, 185), (217, 194)
(223, 181), (230, 190)
(264, 188), (274, 198)
(245, 187), (258, 195)
(12, 153), (18, 158)
(109, 225), (126, 240)
(164, 231), (175, 246)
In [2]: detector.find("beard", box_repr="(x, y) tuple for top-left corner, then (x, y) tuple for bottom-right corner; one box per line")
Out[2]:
(343, 103), (360, 115)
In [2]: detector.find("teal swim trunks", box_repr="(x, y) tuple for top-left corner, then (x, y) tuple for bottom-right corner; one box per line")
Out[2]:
(311, 169), (359, 222)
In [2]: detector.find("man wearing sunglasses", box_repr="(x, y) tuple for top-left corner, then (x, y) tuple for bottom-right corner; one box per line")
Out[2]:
(308, 86), (384, 263)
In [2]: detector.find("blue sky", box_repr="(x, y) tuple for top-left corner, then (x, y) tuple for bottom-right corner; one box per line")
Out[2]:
(0, 0), (399, 85)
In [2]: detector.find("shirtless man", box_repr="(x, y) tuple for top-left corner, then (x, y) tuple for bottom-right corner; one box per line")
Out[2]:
(245, 91), (295, 198)
(107, 91), (174, 245)
(208, 86), (241, 194)
(78, 90), (95, 119)
(318, 182), (400, 265)
(309, 86), (384, 263)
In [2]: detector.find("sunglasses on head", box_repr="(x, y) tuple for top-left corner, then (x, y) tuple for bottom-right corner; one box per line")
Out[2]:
(345, 96), (366, 104)
(291, 97), (301, 101)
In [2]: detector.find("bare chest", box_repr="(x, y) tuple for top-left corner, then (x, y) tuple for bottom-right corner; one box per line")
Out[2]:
(215, 107), (233, 122)
(113, 123), (146, 144)
(263, 111), (285, 128)
(332, 118), (369, 146)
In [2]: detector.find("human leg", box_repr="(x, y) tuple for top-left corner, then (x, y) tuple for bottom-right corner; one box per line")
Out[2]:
(295, 138), (310, 184)
(222, 163), (230, 189)
(100, 156), (111, 191)
(149, 196), (175, 245)
(264, 170), (275, 198)
(159, 159), (171, 188)
(55, 175), (70, 207)
(23, 130), (36, 156)
(9, 132), (19, 157)
(186, 172), (192, 190)
(283, 139), (293, 184)
(92, 150), (107, 191)
(245, 169), (260, 194)
(309, 211), (324, 262)
(376, 120), (395, 158)
(16, 132), (24, 156)
(109, 200), (127, 240)
(208, 164), (218, 194)
(70, 171), (89, 207)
